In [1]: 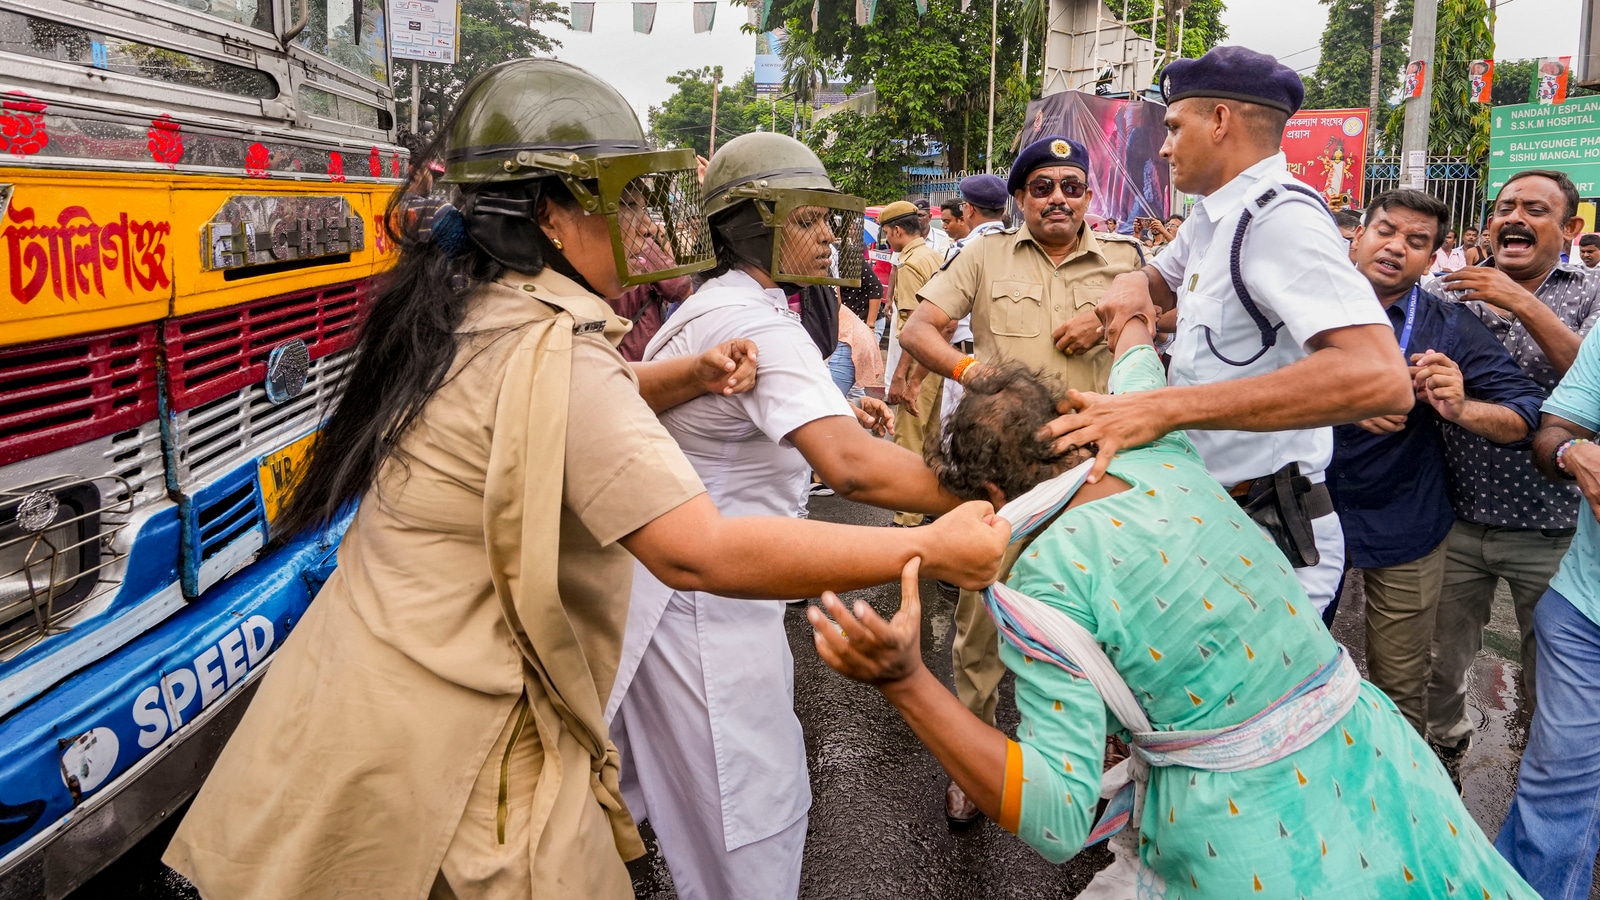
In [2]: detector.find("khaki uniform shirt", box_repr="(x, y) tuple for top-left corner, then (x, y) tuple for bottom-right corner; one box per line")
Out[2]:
(165, 270), (705, 900)
(893, 236), (944, 324)
(918, 222), (1144, 392)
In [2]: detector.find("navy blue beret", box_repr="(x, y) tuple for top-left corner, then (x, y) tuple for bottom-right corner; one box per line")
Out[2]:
(1007, 136), (1090, 194)
(1160, 45), (1304, 116)
(958, 174), (1008, 209)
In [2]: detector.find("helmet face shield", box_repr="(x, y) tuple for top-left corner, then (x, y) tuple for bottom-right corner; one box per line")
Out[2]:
(761, 189), (866, 287)
(610, 162), (715, 286)
(513, 147), (715, 287)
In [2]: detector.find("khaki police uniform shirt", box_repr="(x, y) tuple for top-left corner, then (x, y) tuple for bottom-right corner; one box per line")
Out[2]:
(166, 270), (705, 900)
(918, 221), (1145, 392)
(894, 236), (944, 324)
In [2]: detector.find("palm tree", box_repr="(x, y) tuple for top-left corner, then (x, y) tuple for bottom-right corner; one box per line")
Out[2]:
(780, 24), (827, 111)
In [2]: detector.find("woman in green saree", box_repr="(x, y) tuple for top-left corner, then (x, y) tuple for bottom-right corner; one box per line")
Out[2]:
(809, 316), (1534, 899)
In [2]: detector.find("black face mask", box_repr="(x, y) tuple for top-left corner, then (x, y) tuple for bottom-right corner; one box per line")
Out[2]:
(710, 202), (776, 274)
(460, 181), (599, 296)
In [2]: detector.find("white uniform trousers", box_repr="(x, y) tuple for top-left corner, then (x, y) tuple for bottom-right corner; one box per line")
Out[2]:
(613, 604), (807, 900)
(1295, 510), (1347, 616)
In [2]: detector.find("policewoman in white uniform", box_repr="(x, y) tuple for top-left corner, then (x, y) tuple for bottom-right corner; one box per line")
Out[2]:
(607, 132), (974, 900)
(1045, 46), (1412, 617)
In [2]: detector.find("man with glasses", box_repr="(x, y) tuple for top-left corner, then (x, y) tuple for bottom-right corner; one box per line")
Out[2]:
(1045, 45), (1411, 622)
(898, 136), (1145, 824)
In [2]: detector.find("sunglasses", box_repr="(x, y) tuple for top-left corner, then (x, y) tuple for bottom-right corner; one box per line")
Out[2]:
(1026, 177), (1088, 200)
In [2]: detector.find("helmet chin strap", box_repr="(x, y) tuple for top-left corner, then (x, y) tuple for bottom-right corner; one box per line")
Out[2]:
(460, 182), (600, 296)
(711, 202), (776, 276)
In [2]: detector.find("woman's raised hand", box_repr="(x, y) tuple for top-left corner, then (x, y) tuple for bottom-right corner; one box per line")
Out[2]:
(809, 558), (926, 686)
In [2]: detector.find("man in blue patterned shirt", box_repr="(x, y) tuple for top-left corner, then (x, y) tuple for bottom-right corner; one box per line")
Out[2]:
(1425, 169), (1600, 772)
(1331, 190), (1545, 739)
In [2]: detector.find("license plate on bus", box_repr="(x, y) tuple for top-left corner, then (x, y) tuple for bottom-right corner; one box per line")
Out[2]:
(258, 432), (317, 524)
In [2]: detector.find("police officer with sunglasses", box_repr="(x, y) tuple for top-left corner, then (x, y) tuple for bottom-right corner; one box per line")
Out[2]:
(897, 133), (1145, 825)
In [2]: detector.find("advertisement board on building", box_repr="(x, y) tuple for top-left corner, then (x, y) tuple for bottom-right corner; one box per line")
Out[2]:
(755, 30), (785, 95)
(1280, 108), (1369, 207)
(1490, 96), (1600, 196)
(387, 0), (460, 64)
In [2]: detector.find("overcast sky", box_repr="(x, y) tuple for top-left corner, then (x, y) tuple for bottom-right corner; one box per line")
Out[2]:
(547, 0), (1583, 119)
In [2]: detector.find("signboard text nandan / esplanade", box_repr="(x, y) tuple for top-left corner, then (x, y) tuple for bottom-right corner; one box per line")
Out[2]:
(1489, 96), (1600, 195)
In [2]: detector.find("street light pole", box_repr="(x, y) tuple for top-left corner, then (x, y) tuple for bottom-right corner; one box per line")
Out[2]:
(985, 0), (997, 173)
(1400, 0), (1438, 189)
(709, 65), (724, 158)
(409, 60), (419, 134)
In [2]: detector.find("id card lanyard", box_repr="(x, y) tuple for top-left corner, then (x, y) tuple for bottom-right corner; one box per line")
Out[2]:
(1397, 286), (1419, 357)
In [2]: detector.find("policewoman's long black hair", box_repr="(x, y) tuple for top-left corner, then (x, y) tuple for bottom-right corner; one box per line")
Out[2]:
(272, 85), (593, 544)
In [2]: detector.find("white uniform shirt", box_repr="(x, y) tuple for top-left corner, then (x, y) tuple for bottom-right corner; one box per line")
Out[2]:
(943, 219), (1009, 345)
(1151, 152), (1387, 488)
(610, 268), (854, 849)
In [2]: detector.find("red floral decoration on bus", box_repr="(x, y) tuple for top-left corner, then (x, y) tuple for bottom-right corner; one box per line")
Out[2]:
(0, 92), (48, 157)
(245, 142), (270, 178)
(147, 115), (184, 167)
(368, 146), (383, 178)
(327, 151), (346, 183)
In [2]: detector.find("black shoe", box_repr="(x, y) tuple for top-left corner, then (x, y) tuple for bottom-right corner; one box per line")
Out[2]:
(1430, 741), (1468, 795)
(808, 482), (835, 497)
(937, 580), (960, 596)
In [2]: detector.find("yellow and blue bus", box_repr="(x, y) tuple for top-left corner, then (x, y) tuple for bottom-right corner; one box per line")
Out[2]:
(0, 1), (400, 894)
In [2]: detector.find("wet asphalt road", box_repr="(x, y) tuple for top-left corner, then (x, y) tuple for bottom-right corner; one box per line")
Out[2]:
(69, 493), (1557, 900)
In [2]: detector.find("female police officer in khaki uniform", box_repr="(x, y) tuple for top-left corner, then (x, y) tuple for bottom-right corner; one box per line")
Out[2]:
(163, 60), (1006, 900)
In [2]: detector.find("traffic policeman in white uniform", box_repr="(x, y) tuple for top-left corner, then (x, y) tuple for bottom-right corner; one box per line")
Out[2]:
(1047, 45), (1413, 616)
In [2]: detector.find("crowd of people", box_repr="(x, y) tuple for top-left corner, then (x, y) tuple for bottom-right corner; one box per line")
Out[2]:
(150, 43), (1600, 900)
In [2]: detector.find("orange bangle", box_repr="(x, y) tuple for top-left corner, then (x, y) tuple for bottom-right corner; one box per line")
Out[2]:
(951, 355), (978, 382)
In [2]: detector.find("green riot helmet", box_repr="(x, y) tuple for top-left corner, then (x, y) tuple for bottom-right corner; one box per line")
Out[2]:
(441, 59), (713, 287)
(701, 133), (866, 287)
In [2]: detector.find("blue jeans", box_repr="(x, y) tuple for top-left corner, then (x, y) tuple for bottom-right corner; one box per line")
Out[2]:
(1495, 587), (1600, 898)
(827, 340), (855, 398)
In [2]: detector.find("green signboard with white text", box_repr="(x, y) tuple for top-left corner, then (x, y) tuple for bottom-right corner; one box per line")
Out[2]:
(1490, 96), (1600, 196)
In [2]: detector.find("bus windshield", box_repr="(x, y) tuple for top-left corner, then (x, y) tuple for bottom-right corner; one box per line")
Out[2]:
(294, 0), (388, 85)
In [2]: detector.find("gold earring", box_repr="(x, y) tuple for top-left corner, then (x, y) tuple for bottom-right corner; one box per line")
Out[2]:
(551, 237), (564, 250)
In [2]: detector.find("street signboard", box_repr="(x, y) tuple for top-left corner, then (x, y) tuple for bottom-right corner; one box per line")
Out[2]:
(1490, 96), (1600, 195)
(387, 0), (460, 64)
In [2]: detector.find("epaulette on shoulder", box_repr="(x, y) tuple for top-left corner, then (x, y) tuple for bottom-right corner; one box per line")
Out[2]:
(1097, 231), (1147, 265)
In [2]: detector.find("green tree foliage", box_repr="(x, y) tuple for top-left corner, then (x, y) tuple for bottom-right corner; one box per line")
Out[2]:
(393, 0), (565, 140)
(806, 110), (915, 198)
(648, 68), (761, 157)
(1112, 0), (1229, 63)
(768, 0), (1023, 175)
(1301, 0), (1414, 111)
(1425, 0), (1492, 158)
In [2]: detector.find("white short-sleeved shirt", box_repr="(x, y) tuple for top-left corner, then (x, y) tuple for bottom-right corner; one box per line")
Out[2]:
(643, 269), (857, 519)
(942, 220), (1009, 346)
(1150, 152), (1387, 487)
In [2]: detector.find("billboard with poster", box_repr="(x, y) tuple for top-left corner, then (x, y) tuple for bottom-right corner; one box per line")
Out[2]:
(755, 30), (785, 95)
(1281, 109), (1369, 208)
(1015, 91), (1170, 228)
(388, 0), (460, 64)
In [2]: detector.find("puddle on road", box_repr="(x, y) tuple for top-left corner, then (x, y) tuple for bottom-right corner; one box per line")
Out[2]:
(1332, 576), (1531, 839)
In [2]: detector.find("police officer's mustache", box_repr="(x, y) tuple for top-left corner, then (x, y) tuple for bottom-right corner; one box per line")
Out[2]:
(1043, 204), (1074, 218)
